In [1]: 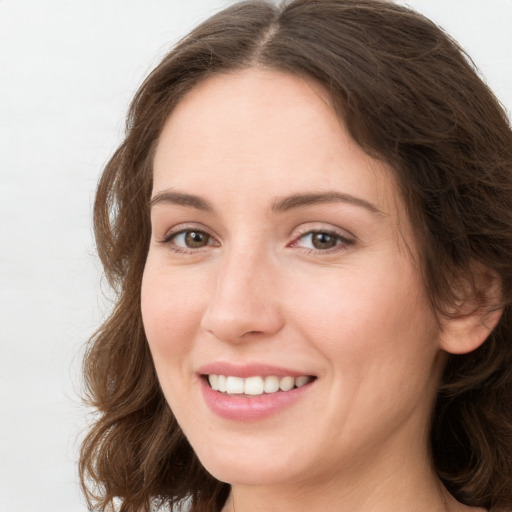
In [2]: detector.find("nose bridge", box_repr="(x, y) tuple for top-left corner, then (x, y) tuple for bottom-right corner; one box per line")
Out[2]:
(201, 240), (283, 341)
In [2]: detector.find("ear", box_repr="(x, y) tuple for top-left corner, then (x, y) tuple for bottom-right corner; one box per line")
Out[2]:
(439, 266), (503, 355)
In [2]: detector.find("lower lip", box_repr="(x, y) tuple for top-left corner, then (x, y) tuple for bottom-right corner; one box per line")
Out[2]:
(200, 378), (314, 422)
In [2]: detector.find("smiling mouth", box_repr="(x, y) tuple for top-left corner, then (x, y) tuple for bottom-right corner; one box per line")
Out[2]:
(205, 374), (316, 396)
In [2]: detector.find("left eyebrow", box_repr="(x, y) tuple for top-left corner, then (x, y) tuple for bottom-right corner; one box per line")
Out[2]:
(271, 192), (385, 216)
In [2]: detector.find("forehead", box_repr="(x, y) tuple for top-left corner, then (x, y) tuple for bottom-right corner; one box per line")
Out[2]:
(153, 68), (402, 219)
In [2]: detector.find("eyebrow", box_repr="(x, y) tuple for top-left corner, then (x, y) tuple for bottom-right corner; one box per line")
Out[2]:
(149, 190), (213, 211)
(149, 189), (384, 216)
(271, 192), (384, 216)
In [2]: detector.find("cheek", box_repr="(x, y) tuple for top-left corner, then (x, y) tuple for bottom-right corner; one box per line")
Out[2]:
(294, 262), (441, 438)
(288, 255), (440, 377)
(140, 261), (207, 365)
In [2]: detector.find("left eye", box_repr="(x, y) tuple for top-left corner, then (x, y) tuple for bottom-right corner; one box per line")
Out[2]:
(296, 231), (347, 250)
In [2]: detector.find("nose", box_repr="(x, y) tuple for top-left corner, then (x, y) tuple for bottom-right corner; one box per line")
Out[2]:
(200, 246), (284, 343)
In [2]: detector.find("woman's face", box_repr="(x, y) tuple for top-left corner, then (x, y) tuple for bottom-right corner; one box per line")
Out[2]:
(142, 69), (445, 488)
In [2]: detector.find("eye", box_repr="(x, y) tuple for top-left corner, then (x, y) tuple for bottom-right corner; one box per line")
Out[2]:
(293, 230), (353, 252)
(178, 230), (210, 248)
(162, 229), (217, 251)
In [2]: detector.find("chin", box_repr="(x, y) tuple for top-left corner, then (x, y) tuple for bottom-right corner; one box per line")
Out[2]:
(191, 436), (308, 487)
(202, 458), (300, 487)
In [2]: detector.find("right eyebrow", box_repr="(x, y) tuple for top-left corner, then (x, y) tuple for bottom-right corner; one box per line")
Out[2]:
(149, 190), (213, 212)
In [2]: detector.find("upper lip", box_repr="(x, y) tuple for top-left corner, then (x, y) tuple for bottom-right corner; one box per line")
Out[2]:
(197, 362), (315, 378)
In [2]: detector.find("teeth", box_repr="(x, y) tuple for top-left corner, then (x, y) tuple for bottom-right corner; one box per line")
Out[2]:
(295, 376), (309, 388)
(207, 374), (312, 395)
(226, 376), (244, 394)
(264, 375), (280, 393)
(244, 376), (264, 395)
(209, 374), (219, 391)
(218, 375), (227, 393)
(279, 376), (295, 391)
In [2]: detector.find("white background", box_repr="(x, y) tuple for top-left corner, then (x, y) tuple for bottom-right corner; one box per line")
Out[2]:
(0, 1), (511, 511)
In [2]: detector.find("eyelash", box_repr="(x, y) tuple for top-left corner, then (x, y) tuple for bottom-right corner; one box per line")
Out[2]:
(159, 226), (354, 255)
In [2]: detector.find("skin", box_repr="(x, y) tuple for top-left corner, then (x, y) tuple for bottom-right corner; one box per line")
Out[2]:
(141, 68), (487, 512)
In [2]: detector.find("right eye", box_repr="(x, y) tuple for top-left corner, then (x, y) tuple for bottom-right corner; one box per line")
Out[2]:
(165, 229), (215, 250)
(174, 230), (211, 248)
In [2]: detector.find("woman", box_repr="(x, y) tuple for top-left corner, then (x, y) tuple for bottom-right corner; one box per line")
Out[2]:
(80, 1), (512, 511)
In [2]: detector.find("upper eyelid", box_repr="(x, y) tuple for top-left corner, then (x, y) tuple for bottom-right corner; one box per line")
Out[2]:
(291, 223), (355, 240)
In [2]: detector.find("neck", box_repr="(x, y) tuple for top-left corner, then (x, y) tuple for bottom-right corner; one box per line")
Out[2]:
(221, 439), (480, 512)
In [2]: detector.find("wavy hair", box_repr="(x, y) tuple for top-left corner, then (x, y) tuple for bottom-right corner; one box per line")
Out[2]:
(80, 1), (512, 511)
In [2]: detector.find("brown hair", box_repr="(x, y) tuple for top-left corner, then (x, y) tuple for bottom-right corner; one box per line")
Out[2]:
(80, 1), (512, 511)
